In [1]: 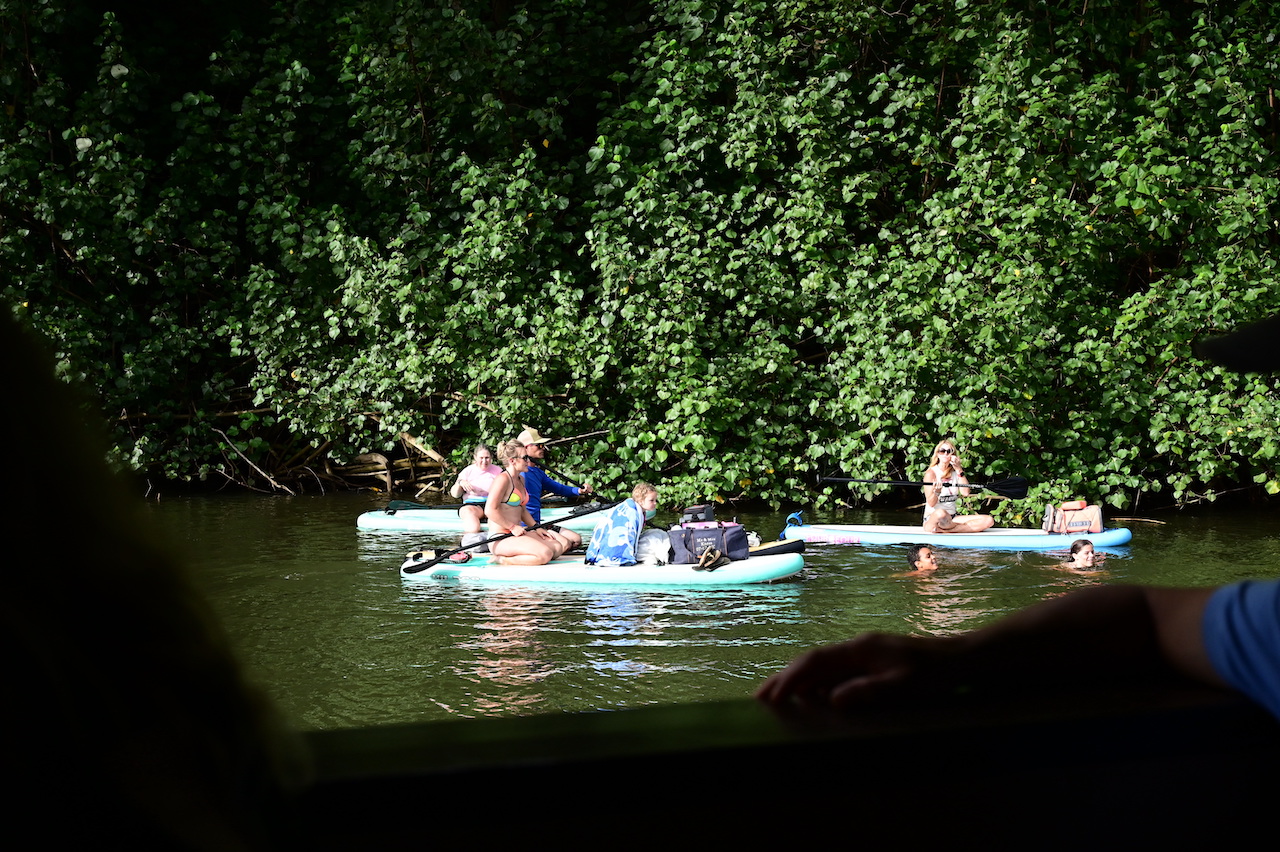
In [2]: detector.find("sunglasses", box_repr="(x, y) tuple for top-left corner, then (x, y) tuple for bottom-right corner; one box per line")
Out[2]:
(937, 448), (955, 454)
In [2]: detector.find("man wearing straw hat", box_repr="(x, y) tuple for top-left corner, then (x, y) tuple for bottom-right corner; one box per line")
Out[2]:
(516, 427), (595, 525)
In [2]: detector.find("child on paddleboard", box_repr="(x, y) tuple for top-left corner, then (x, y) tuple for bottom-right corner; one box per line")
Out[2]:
(585, 482), (660, 567)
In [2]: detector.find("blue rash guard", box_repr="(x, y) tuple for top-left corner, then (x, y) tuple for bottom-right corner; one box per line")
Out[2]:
(1202, 579), (1280, 719)
(520, 464), (582, 523)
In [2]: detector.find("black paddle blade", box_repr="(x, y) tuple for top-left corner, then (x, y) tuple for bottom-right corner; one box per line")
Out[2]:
(401, 549), (439, 573)
(387, 500), (428, 512)
(979, 477), (1030, 500)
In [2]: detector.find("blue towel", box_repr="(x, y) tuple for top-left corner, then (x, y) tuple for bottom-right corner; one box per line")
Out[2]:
(584, 499), (645, 566)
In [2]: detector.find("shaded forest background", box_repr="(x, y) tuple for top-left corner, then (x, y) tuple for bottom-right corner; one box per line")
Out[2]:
(3, 0), (1279, 516)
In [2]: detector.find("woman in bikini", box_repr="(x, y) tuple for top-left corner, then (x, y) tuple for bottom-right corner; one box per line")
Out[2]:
(922, 439), (994, 534)
(484, 440), (570, 565)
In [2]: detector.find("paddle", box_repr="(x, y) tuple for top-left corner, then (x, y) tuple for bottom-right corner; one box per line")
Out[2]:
(385, 499), (482, 513)
(823, 476), (1030, 500)
(384, 494), (576, 515)
(402, 499), (620, 574)
(534, 461), (592, 494)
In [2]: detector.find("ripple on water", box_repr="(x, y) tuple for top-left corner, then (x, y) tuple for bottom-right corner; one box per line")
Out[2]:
(146, 495), (1280, 728)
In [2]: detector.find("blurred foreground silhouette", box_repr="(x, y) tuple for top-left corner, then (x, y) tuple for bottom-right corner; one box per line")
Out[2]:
(0, 312), (303, 849)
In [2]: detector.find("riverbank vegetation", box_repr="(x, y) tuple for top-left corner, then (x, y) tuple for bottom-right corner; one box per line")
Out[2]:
(4, 0), (1279, 514)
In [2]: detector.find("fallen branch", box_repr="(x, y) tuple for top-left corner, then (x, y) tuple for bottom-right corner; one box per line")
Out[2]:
(213, 466), (280, 495)
(211, 427), (297, 495)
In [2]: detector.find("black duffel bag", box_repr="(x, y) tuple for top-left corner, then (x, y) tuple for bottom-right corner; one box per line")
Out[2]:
(669, 522), (750, 564)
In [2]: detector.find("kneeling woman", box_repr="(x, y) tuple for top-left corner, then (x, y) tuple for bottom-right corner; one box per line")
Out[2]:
(484, 440), (571, 565)
(922, 439), (994, 534)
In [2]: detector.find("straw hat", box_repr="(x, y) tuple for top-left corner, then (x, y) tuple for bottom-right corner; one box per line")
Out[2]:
(516, 427), (551, 446)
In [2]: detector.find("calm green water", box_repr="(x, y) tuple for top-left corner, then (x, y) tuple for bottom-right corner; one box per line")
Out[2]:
(148, 492), (1280, 730)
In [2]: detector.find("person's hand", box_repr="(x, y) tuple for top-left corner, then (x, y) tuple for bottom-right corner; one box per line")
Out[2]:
(579, 483), (594, 496)
(510, 525), (525, 537)
(755, 633), (960, 708)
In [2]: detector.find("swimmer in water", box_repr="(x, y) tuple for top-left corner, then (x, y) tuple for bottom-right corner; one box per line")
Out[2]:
(900, 544), (939, 576)
(1063, 539), (1104, 572)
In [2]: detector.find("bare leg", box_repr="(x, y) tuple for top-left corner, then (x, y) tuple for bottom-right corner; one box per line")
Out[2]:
(543, 528), (582, 556)
(459, 504), (485, 534)
(490, 534), (556, 565)
(927, 512), (994, 534)
(923, 508), (952, 533)
(533, 528), (575, 558)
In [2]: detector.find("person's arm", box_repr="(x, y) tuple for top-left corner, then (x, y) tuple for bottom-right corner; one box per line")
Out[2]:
(449, 466), (469, 499)
(1145, 586), (1222, 686)
(922, 468), (940, 514)
(539, 471), (583, 500)
(948, 455), (971, 497)
(483, 474), (503, 520)
(755, 585), (1224, 708)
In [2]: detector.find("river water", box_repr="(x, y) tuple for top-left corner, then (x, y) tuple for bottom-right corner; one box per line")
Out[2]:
(147, 491), (1280, 730)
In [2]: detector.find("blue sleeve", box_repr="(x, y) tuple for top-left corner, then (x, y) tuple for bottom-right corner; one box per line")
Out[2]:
(1203, 580), (1280, 719)
(520, 466), (579, 524)
(520, 468), (545, 522)
(540, 473), (580, 500)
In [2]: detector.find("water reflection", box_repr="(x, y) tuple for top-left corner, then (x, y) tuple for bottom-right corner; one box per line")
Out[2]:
(467, 589), (554, 716)
(899, 566), (992, 635)
(147, 492), (1280, 729)
(399, 579), (812, 718)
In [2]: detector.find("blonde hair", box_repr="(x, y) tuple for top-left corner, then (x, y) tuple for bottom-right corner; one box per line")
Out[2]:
(631, 481), (657, 502)
(497, 440), (525, 465)
(929, 438), (959, 468)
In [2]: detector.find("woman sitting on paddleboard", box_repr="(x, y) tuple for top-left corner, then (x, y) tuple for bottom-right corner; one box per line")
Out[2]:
(484, 440), (573, 565)
(922, 439), (994, 534)
(449, 443), (501, 534)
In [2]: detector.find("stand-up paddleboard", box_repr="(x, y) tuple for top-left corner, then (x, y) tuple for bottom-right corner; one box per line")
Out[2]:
(400, 551), (804, 585)
(780, 513), (1132, 550)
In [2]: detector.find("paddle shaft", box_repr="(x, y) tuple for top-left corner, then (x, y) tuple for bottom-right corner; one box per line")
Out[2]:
(532, 461), (639, 506)
(823, 476), (1029, 500)
(388, 499), (482, 513)
(387, 453), (594, 520)
(535, 461), (590, 492)
(403, 500), (619, 573)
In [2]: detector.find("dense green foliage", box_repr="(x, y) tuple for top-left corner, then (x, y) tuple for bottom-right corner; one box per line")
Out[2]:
(4, 0), (1280, 514)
